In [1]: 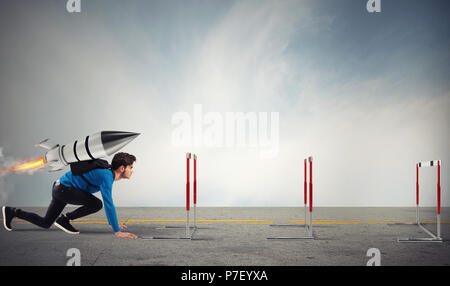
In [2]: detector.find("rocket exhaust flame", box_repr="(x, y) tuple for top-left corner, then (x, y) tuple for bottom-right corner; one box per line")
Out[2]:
(9, 157), (46, 172)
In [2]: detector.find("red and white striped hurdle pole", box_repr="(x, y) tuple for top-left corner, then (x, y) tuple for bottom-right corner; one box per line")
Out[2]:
(186, 153), (191, 237)
(193, 154), (197, 229)
(416, 163), (419, 224)
(308, 156), (313, 235)
(437, 160), (441, 238)
(304, 158), (307, 228)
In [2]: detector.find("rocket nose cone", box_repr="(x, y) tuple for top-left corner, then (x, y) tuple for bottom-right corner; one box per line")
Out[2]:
(101, 131), (140, 155)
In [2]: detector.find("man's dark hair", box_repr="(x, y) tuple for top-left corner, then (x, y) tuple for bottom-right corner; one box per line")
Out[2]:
(111, 152), (136, 171)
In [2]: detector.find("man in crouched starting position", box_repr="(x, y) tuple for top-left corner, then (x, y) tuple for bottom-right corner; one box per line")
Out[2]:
(2, 152), (137, 239)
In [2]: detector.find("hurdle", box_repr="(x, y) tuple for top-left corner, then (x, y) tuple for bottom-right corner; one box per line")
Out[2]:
(142, 153), (197, 240)
(267, 156), (314, 239)
(388, 160), (443, 243)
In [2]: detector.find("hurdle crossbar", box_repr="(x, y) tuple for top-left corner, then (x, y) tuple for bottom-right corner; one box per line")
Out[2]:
(267, 156), (314, 239)
(389, 160), (443, 243)
(142, 153), (198, 240)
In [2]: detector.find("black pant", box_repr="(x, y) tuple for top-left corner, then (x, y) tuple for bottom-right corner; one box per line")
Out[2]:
(15, 181), (103, 229)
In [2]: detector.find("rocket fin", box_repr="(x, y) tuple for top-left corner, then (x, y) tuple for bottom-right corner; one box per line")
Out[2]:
(35, 139), (57, 150)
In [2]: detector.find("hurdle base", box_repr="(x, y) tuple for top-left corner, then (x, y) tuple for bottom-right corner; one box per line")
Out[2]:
(397, 237), (443, 243)
(387, 222), (419, 226)
(269, 224), (328, 228)
(393, 223), (442, 243)
(141, 236), (192, 240)
(267, 235), (314, 240)
(157, 225), (197, 229)
(269, 224), (306, 227)
(156, 224), (210, 230)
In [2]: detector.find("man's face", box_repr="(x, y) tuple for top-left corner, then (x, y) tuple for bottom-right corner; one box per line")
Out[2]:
(121, 163), (134, 179)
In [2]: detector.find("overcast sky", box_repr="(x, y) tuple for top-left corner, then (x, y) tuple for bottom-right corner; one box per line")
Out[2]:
(0, 0), (449, 207)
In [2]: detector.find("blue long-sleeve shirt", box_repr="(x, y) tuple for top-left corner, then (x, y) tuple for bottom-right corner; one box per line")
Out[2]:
(59, 168), (120, 232)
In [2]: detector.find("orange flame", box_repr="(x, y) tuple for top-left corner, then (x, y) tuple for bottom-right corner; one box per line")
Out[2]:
(10, 157), (46, 172)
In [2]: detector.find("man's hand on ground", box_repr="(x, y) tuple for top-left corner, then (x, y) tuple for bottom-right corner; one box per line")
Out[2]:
(119, 224), (128, 230)
(115, 231), (138, 239)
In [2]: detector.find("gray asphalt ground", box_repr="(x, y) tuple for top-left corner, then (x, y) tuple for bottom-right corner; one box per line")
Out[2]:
(1, 207), (449, 266)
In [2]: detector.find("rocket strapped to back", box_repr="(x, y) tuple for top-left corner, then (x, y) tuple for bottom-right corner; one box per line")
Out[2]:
(36, 131), (140, 171)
